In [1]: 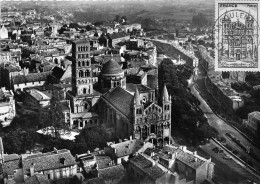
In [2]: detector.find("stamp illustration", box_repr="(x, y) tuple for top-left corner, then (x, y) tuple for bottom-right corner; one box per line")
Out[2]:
(215, 0), (260, 71)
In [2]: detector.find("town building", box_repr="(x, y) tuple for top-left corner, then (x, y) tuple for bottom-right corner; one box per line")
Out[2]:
(126, 145), (214, 184)
(22, 148), (77, 181)
(0, 87), (16, 126)
(243, 111), (260, 136)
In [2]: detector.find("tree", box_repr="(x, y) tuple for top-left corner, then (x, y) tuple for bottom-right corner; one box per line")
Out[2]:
(114, 15), (121, 22)
(41, 96), (70, 138)
(192, 13), (209, 27)
(75, 127), (111, 152)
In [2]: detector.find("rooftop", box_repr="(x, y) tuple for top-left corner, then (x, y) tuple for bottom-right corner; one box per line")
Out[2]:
(129, 154), (165, 181)
(109, 139), (145, 158)
(13, 71), (51, 84)
(100, 58), (123, 75)
(22, 149), (76, 174)
(102, 86), (133, 118)
(249, 111), (260, 120)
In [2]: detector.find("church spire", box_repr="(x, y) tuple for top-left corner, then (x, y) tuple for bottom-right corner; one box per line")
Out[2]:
(162, 84), (170, 102)
(134, 87), (141, 106)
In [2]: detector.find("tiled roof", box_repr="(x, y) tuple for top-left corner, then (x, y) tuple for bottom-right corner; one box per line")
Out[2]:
(98, 164), (125, 181)
(249, 111), (260, 120)
(2, 158), (21, 175)
(96, 156), (112, 170)
(0, 63), (21, 72)
(100, 58), (123, 75)
(25, 89), (50, 101)
(25, 174), (51, 184)
(85, 177), (105, 184)
(129, 154), (165, 181)
(102, 86), (133, 118)
(162, 146), (205, 169)
(22, 149), (76, 174)
(110, 32), (129, 40)
(13, 72), (51, 84)
(111, 139), (144, 158)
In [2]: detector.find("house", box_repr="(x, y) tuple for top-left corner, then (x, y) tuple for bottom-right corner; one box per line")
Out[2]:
(104, 138), (153, 164)
(0, 87), (16, 126)
(23, 88), (51, 109)
(0, 63), (21, 90)
(243, 111), (260, 136)
(22, 148), (77, 181)
(13, 71), (50, 92)
(127, 145), (214, 184)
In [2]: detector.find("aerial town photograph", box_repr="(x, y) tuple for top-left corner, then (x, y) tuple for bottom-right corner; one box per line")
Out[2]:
(0, 0), (260, 183)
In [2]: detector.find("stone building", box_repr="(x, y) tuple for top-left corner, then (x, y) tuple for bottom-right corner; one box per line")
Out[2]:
(0, 87), (16, 125)
(243, 111), (260, 136)
(64, 39), (171, 144)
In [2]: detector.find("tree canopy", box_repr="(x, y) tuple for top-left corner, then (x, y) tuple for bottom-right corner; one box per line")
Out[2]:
(192, 12), (209, 27)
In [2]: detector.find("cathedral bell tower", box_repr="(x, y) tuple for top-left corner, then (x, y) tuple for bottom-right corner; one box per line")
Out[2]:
(162, 84), (171, 138)
(133, 88), (143, 139)
(71, 40), (93, 96)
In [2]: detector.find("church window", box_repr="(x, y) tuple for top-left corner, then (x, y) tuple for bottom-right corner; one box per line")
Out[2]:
(79, 70), (83, 78)
(86, 70), (90, 77)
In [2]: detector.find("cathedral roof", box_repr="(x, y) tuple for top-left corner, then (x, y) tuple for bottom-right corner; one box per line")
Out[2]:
(100, 58), (123, 75)
(102, 86), (133, 118)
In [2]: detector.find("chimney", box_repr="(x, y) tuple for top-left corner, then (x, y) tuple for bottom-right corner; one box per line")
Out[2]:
(30, 163), (35, 176)
(171, 152), (177, 159)
(150, 152), (155, 157)
(193, 151), (197, 156)
(182, 146), (187, 152)
(53, 147), (58, 153)
(151, 160), (155, 167)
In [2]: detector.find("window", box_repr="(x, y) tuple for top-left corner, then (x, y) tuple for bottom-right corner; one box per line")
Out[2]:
(86, 61), (90, 66)
(90, 120), (92, 124)
(78, 47), (80, 51)
(82, 61), (85, 66)
(78, 54), (81, 59)
(83, 88), (87, 94)
(78, 61), (81, 67)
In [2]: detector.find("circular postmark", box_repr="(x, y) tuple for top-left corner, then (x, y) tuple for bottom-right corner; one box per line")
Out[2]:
(212, 9), (260, 68)
(213, 9), (260, 50)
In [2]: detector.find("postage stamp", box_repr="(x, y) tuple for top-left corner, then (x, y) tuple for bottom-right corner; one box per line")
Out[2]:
(214, 0), (260, 71)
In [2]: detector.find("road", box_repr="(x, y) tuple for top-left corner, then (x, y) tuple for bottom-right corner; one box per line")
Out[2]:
(192, 64), (260, 169)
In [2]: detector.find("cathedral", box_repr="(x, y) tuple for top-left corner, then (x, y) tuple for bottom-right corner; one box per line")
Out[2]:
(66, 39), (172, 144)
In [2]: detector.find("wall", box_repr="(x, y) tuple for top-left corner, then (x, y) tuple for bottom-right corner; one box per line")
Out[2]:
(14, 81), (45, 92)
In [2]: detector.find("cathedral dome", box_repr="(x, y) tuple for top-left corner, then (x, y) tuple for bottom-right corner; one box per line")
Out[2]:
(101, 59), (123, 75)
